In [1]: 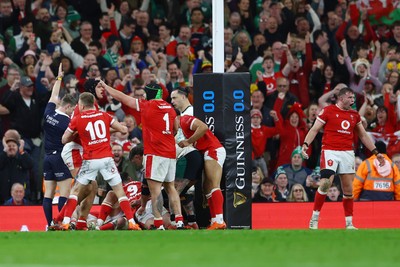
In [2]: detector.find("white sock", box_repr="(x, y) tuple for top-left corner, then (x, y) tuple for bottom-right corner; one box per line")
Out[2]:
(345, 216), (353, 224)
(312, 211), (320, 218)
(97, 219), (104, 226)
(62, 217), (71, 224)
(215, 214), (224, 224)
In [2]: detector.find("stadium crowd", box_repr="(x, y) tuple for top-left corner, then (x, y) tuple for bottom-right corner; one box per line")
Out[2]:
(0, 0), (400, 217)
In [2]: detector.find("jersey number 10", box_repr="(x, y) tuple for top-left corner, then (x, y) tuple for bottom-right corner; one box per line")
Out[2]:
(86, 120), (107, 140)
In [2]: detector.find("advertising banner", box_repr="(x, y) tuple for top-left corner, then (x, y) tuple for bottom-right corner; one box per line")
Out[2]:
(193, 73), (252, 229)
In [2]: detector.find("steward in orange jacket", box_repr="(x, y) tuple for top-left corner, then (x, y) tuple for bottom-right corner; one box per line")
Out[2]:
(354, 153), (400, 201)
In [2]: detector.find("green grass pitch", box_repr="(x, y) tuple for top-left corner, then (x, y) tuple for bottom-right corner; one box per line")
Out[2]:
(0, 230), (399, 267)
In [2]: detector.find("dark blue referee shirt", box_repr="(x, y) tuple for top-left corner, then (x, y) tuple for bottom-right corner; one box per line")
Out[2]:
(43, 102), (70, 153)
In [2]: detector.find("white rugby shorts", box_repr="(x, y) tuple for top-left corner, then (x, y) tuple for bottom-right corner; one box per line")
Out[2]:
(76, 157), (122, 186)
(144, 155), (176, 183)
(320, 150), (355, 174)
(61, 142), (83, 170)
(204, 147), (226, 168)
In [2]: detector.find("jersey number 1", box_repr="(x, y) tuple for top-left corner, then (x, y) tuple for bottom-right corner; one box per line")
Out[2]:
(162, 113), (171, 134)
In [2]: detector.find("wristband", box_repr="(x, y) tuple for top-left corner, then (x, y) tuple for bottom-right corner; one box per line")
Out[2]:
(371, 148), (379, 155)
(56, 76), (62, 81)
(303, 141), (309, 147)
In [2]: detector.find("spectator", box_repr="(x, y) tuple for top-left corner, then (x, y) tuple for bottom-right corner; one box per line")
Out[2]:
(281, 32), (312, 108)
(117, 18), (136, 55)
(274, 100), (307, 168)
(159, 22), (174, 52)
(250, 108), (281, 177)
(250, 90), (275, 126)
(0, 129), (33, 204)
(326, 184), (342, 202)
(310, 59), (340, 101)
(103, 35), (122, 68)
(8, 17), (41, 62)
(243, 33), (266, 68)
(65, 6), (82, 39)
(0, 0), (13, 34)
(88, 40), (111, 73)
(128, 144), (144, 182)
(166, 25), (192, 63)
(70, 21), (93, 57)
(274, 167), (289, 202)
(275, 146), (313, 193)
(227, 12), (243, 44)
(264, 16), (285, 47)
(135, 10), (155, 41)
(4, 182), (30, 205)
(354, 141), (400, 201)
(0, 76), (48, 202)
(386, 20), (400, 47)
(0, 66), (21, 136)
(189, 7), (209, 48)
(251, 165), (263, 199)
(52, 2), (68, 26)
(34, 8), (53, 48)
(92, 12), (112, 40)
(287, 183), (309, 202)
(252, 177), (277, 203)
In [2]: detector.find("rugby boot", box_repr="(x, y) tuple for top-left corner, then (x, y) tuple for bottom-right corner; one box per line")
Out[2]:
(185, 222), (199, 230)
(61, 223), (71, 231)
(345, 222), (358, 230)
(207, 221), (227, 230)
(309, 215), (319, 230)
(128, 221), (142, 230)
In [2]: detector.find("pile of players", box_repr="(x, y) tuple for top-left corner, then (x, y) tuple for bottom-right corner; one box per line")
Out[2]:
(45, 63), (226, 231)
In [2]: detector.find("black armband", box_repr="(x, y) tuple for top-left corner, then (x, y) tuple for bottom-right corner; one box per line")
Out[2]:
(371, 148), (379, 155)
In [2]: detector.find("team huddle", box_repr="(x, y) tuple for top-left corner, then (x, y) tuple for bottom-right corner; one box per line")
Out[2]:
(44, 63), (226, 231)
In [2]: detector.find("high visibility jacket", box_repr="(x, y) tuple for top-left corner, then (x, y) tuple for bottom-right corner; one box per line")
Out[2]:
(353, 154), (400, 200)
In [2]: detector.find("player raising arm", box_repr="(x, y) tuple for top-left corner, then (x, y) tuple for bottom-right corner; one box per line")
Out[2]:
(301, 87), (385, 230)
(98, 81), (185, 230)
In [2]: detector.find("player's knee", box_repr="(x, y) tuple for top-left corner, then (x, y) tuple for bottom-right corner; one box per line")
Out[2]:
(319, 179), (331, 192)
(107, 176), (122, 187)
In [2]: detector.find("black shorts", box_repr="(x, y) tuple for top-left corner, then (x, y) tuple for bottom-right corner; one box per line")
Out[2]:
(176, 150), (203, 181)
(43, 152), (72, 181)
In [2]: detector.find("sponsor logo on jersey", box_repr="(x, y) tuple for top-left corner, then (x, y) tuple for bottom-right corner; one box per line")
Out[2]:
(158, 105), (172, 109)
(337, 120), (351, 134)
